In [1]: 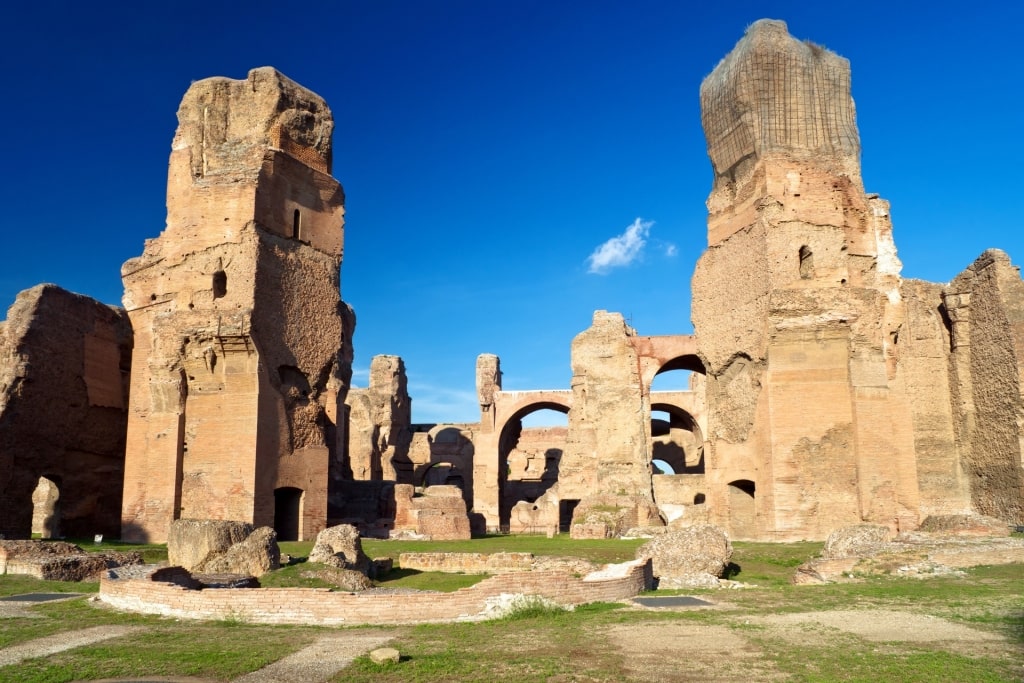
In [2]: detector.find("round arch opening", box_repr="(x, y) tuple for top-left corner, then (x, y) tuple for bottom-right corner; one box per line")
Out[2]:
(497, 402), (569, 530)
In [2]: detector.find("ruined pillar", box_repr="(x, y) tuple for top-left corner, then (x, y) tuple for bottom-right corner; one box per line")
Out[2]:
(472, 353), (502, 528)
(692, 20), (918, 539)
(343, 354), (411, 482)
(120, 68), (352, 542)
(560, 311), (660, 535)
(943, 251), (1024, 524)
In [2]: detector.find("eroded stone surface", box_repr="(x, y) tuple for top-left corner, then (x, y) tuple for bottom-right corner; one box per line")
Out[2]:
(120, 67), (352, 542)
(167, 519), (279, 576)
(0, 285), (132, 539)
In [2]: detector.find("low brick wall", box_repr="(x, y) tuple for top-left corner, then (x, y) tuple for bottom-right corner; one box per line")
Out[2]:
(398, 552), (534, 573)
(98, 559), (651, 625)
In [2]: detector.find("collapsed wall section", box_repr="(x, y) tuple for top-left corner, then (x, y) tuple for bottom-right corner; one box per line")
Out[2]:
(0, 285), (132, 539)
(945, 250), (1024, 524)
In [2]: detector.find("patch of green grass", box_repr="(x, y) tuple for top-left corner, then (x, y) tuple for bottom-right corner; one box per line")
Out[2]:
(0, 575), (98, 598)
(724, 540), (823, 586)
(65, 537), (168, 564)
(5, 624), (326, 683)
(375, 568), (487, 592)
(765, 641), (1016, 682)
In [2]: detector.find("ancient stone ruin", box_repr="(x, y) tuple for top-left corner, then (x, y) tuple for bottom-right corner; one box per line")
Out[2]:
(0, 285), (132, 540)
(119, 67), (353, 543)
(0, 21), (1021, 551)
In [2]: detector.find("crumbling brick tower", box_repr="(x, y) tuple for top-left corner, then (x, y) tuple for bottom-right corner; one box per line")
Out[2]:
(692, 20), (920, 539)
(120, 68), (353, 542)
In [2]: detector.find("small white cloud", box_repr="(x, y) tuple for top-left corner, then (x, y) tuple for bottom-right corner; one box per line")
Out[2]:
(587, 218), (652, 274)
(665, 243), (678, 257)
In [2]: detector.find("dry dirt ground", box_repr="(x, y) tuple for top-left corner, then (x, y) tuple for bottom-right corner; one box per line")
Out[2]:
(602, 606), (1021, 682)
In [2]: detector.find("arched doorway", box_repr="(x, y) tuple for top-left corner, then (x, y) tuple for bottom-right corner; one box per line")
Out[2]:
(274, 487), (303, 542)
(497, 403), (568, 530)
(650, 403), (704, 474)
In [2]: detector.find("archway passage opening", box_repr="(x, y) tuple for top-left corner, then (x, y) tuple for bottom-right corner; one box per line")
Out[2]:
(651, 403), (704, 475)
(497, 403), (569, 530)
(274, 487), (303, 542)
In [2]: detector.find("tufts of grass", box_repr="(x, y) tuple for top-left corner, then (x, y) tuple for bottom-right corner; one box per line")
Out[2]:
(496, 596), (568, 621)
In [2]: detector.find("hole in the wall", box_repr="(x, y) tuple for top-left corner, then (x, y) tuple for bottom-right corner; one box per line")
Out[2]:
(799, 245), (814, 279)
(212, 270), (227, 299)
(292, 209), (301, 240)
(694, 493), (706, 505)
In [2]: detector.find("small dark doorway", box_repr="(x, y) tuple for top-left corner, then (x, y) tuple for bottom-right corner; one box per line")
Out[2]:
(559, 499), (579, 533)
(274, 487), (302, 541)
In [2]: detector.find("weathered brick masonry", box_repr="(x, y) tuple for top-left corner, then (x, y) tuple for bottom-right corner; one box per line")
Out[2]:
(99, 560), (650, 625)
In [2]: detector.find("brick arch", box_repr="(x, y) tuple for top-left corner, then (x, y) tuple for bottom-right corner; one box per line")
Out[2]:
(631, 334), (706, 393)
(494, 397), (571, 529)
(650, 402), (704, 475)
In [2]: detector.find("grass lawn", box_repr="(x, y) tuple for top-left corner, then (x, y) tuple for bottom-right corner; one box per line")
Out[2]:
(1, 536), (1020, 682)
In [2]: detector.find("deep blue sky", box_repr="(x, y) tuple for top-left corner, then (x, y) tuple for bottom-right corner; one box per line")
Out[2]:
(2, 1), (1021, 423)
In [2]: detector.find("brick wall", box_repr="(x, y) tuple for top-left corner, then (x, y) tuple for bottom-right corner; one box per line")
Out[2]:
(98, 559), (650, 625)
(398, 552), (535, 573)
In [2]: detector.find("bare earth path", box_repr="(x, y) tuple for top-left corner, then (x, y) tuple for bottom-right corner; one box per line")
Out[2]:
(0, 625), (145, 668)
(231, 630), (394, 683)
(603, 607), (1019, 682)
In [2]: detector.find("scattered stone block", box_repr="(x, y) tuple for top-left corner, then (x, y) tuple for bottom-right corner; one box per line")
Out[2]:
(308, 524), (371, 574)
(167, 519), (279, 577)
(369, 647), (400, 664)
(822, 524), (892, 559)
(636, 524), (732, 588)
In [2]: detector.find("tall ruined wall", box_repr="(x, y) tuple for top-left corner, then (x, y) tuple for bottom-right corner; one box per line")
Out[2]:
(692, 20), (918, 540)
(945, 251), (1024, 524)
(900, 279), (971, 516)
(343, 355), (412, 483)
(121, 67), (350, 542)
(0, 285), (132, 538)
(561, 311), (651, 502)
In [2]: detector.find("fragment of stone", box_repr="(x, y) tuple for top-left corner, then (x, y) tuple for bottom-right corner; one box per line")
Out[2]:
(167, 519), (280, 576)
(300, 566), (373, 591)
(821, 524), (893, 559)
(197, 526), (281, 576)
(167, 519), (255, 570)
(308, 524), (371, 574)
(0, 540), (141, 581)
(636, 524), (733, 588)
(369, 647), (401, 664)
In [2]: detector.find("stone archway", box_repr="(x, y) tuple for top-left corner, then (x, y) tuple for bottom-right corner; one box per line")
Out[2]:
(650, 402), (704, 475)
(496, 402), (569, 530)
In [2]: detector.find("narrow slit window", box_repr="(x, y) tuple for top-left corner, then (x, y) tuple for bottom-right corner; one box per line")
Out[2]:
(292, 209), (301, 240)
(799, 245), (814, 279)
